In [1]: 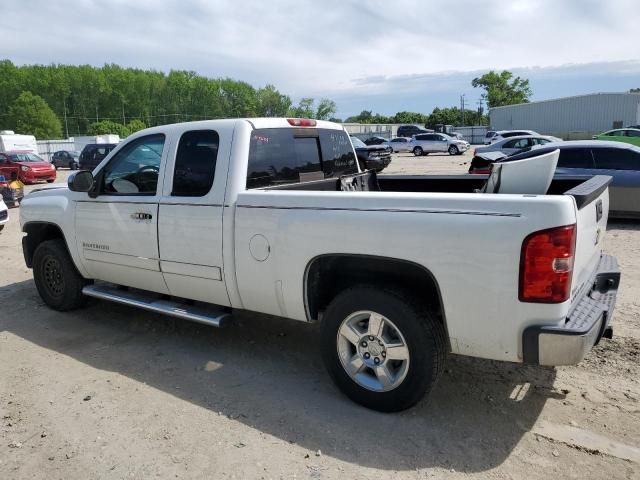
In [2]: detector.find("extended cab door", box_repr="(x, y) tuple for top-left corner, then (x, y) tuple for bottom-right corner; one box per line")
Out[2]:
(75, 133), (169, 294)
(157, 125), (232, 306)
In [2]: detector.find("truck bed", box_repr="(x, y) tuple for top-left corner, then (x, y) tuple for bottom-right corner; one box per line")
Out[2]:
(264, 173), (609, 208)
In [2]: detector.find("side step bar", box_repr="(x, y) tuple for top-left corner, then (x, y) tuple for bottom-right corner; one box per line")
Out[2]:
(82, 284), (232, 328)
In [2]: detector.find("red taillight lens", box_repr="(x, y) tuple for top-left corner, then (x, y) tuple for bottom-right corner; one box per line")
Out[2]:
(287, 118), (317, 127)
(519, 224), (576, 303)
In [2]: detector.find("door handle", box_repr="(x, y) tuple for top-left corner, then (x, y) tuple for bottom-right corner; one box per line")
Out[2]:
(131, 212), (153, 220)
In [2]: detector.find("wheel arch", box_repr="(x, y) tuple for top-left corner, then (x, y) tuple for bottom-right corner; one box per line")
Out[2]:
(303, 254), (449, 340)
(22, 221), (71, 268)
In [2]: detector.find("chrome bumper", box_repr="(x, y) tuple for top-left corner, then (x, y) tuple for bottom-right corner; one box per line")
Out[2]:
(522, 254), (620, 366)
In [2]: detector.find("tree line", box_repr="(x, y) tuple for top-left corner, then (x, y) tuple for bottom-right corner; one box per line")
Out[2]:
(0, 60), (337, 139)
(0, 59), (532, 139)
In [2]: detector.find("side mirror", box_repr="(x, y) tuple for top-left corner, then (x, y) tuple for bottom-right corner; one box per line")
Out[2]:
(68, 170), (94, 192)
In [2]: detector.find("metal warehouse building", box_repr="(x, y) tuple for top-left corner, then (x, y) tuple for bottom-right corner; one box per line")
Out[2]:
(489, 92), (640, 139)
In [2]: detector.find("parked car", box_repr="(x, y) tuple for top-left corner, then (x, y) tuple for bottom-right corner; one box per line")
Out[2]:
(350, 136), (392, 172)
(0, 197), (7, 232)
(78, 143), (118, 171)
(484, 130), (497, 144)
(469, 140), (640, 219)
(363, 136), (388, 146)
(20, 117), (619, 412)
(409, 133), (470, 156)
(51, 150), (81, 170)
(485, 129), (539, 144)
(384, 137), (413, 153)
(0, 151), (56, 184)
(474, 135), (558, 156)
(593, 128), (640, 147)
(397, 125), (432, 138)
(447, 132), (465, 141)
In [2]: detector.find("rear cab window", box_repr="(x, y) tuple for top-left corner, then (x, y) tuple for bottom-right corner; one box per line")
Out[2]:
(247, 128), (357, 189)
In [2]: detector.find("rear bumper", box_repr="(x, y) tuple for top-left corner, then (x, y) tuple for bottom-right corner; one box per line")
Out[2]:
(522, 254), (620, 366)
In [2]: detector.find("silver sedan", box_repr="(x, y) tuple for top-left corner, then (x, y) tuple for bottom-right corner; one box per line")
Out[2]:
(474, 135), (560, 156)
(384, 137), (413, 153)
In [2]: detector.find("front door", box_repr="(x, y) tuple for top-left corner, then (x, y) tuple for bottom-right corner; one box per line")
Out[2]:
(158, 126), (232, 306)
(75, 133), (169, 294)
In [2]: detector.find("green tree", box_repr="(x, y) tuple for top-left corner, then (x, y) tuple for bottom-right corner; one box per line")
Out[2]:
(126, 119), (146, 134)
(288, 98), (315, 118)
(256, 84), (291, 117)
(630, 88), (640, 93)
(87, 120), (130, 137)
(8, 91), (62, 139)
(315, 98), (337, 120)
(472, 70), (532, 108)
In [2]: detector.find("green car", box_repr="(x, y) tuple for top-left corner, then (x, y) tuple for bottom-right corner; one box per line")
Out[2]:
(593, 128), (640, 147)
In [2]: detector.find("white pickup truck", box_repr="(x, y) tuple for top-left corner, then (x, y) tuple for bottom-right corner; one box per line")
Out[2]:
(20, 118), (620, 412)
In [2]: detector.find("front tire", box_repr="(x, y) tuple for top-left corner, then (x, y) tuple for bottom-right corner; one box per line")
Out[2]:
(33, 239), (88, 311)
(413, 147), (423, 156)
(321, 285), (447, 412)
(448, 145), (459, 155)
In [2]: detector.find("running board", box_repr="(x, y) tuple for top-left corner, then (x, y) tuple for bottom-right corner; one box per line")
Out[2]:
(82, 284), (232, 328)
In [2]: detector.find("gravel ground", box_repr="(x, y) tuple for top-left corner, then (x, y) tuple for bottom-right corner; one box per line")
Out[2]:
(1, 159), (639, 479)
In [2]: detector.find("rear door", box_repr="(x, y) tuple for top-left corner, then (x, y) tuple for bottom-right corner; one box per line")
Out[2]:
(158, 125), (233, 306)
(591, 147), (640, 215)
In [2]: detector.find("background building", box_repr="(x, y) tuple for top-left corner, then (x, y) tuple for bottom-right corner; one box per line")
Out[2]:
(489, 92), (640, 139)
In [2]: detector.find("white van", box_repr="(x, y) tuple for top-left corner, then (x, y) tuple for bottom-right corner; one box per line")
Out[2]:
(0, 131), (38, 153)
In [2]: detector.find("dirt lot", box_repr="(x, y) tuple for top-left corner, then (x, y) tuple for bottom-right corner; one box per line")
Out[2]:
(1, 156), (639, 479)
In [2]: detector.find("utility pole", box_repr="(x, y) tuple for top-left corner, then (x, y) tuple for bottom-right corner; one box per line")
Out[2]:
(460, 94), (466, 126)
(63, 97), (69, 139)
(95, 105), (99, 122)
(121, 98), (126, 125)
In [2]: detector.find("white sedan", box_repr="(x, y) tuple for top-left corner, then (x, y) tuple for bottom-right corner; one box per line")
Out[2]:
(474, 135), (560, 156)
(384, 137), (413, 152)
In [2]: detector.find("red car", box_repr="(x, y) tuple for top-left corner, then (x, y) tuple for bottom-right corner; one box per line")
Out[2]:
(0, 150), (56, 184)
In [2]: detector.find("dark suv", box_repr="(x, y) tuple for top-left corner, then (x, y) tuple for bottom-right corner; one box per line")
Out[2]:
(396, 125), (432, 138)
(79, 143), (117, 171)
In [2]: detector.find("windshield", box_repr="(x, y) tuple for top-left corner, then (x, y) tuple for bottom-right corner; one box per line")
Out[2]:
(350, 137), (367, 148)
(9, 153), (45, 162)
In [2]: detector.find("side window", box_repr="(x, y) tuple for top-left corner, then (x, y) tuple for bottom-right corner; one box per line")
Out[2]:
(557, 149), (595, 169)
(535, 138), (551, 145)
(172, 130), (219, 197)
(415, 134), (427, 141)
(503, 139), (518, 148)
(628, 130), (640, 137)
(247, 129), (322, 189)
(101, 134), (165, 195)
(592, 148), (640, 170)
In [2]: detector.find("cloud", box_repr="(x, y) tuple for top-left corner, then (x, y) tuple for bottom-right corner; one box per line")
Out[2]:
(1, 0), (638, 117)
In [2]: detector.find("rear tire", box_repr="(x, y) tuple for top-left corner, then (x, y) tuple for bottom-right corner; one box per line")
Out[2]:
(321, 285), (447, 412)
(0, 225), (4, 232)
(448, 145), (459, 155)
(413, 147), (423, 156)
(33, 239), (88, 311)
(46, 179), (54, 183)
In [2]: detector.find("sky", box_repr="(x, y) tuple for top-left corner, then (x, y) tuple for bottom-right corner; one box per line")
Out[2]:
(2, 0), (639, 118)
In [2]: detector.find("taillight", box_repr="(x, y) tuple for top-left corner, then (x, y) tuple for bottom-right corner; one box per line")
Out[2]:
(287, 118), (317, 127)
(519, 224), (576, 303)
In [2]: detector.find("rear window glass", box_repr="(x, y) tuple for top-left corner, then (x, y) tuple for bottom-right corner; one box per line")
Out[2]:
(247, 128), (357, 189)
(557, 149), (595, 169)
(592, 148), (640, 170)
